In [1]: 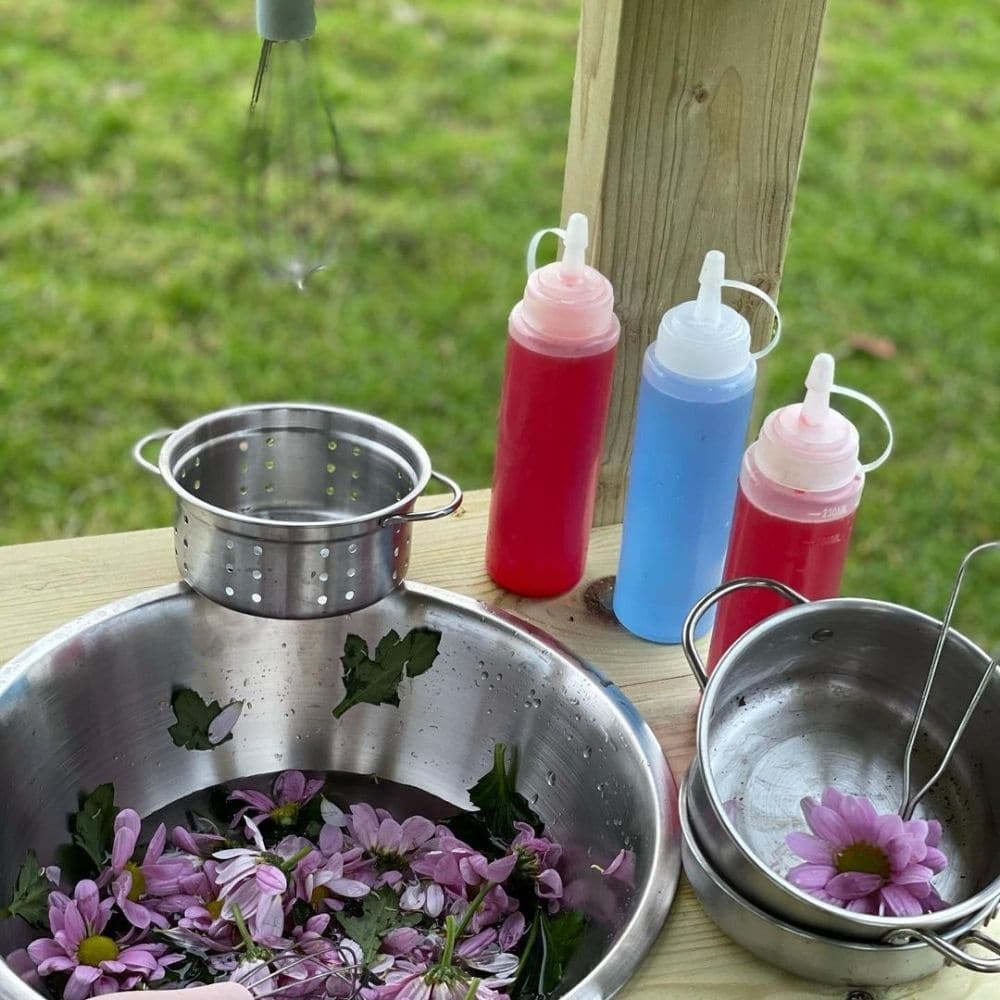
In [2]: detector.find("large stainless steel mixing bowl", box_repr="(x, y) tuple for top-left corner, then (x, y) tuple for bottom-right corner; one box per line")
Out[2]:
(0, 582), (679, 999)
(683, 579), (1000, 947)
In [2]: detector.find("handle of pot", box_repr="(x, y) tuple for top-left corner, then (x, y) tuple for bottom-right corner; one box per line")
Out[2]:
(886, 926), (1000, 973)
(682, 577), (810, 690)
(381, 470), (463, 526)
(132, 428), (173, 475)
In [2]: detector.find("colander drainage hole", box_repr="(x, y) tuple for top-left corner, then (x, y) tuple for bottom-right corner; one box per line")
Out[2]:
(393, 547), (399, 557)
(351, 470), (360, 480)
(239, 440), (249, 452)
(327, 440), (338, 451)
(345, 590), (355, 601)
(252, 569), (262, 580)
(326, 486), (335, 496)
(348, 544), (357, 555)
(264, 459), (274, 470)
(253, 545), (263, 556)
(226, 540), (234, 550)
(225, 586), (235, 597)
(317, 595), (328, 606)
(352, 446), (361, 457)
(319, 572), (329, 583)
(226, 564), (234, 574)
(183, 514), (189, 525)
(320, 547), (330, 558)
(251, 593), (262, 604)
(266, 436), (275, 447)
(327, 463), (336, 473)
(347, 567), (356, 578)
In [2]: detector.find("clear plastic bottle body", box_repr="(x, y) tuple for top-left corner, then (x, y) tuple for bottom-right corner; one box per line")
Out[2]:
(486, 305), (618, 597)
(613, 346), (756, 643)
(706, 447), (865, 670)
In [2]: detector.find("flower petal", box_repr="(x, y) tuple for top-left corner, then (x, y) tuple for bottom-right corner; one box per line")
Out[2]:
(64, 965), (103, 1000)
(846, 895), (879, 914)
(826, 871), (884, 901)
(144, 824), (167, 865)
(275, 770), (306, 806)
(924, 847), (948, 874)
(786, 863), (837, 890)
(874, 812), (904, 846)
(805, 805), (852, 848)
(62, 902), (87, 947)
(785, 832), (834, 865)
(255, 864), (287, 896)
(894, 863), (934, 886)
(880, 883), (924, 917)
(74, 881), (102, 931)
(839, 795), (878, 843)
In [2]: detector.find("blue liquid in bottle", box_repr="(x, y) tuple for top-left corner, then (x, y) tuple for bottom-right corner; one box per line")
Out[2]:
(613, 351), (755, 642)
(613, 249), (779, 644)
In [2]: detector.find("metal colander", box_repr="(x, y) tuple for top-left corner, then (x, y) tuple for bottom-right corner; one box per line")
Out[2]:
(134, 403), (462, 618)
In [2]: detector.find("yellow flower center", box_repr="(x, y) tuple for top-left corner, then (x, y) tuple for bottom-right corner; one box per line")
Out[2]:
(206, 898), (225, 920)
(309, 885), (332, 908)
(77, 935), (120, 967)
(270, 802), (300, 827)
(124, 862), (147, 902)
(835, 842), (890, 879)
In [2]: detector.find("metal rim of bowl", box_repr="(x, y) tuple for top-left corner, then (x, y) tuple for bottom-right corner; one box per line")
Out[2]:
(0, 580), (681, 1000)
(696, 596), (1000, 934)
(157, 402), (434, 531)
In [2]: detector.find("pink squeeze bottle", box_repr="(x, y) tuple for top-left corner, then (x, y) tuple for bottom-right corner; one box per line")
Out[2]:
(708, 353), (893, 670)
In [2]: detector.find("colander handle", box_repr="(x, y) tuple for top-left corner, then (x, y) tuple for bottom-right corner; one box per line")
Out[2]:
(132, 428), (174, 475)
(382, 470), (463, 525)
(886, 926), (1000, 973)
(682, 577), (809, 689)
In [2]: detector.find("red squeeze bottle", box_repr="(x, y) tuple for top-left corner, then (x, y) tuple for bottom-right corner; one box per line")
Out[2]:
(707, 353), (893, 670)
(486, 213), (620, 597)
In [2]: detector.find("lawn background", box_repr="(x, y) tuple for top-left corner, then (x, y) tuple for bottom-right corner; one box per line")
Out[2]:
(0, 0), (996, 643)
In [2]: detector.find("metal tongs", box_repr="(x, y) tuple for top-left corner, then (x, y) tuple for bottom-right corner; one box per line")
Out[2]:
(899, 540), (999, 820)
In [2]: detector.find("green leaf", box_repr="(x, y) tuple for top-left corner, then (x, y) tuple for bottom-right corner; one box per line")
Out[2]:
(72, 784), (119, 870)
(0, 851), (54, 927)
(337, 887), (420, 964)
(168, 688), (243, 751)
(514, 910), (587, 999)
(332, 627), (442, 719)
(464, 743), (543, 842)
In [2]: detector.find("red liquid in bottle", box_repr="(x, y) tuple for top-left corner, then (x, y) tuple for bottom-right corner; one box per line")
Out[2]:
(707, 484), (857, 669)
(486, 336), (617, 597)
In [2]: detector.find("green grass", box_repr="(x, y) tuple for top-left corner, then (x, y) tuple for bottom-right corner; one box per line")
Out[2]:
(0, 0), (996, 641)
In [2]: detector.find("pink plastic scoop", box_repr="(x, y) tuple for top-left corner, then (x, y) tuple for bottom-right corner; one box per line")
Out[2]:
(101, 986), (252, 1000)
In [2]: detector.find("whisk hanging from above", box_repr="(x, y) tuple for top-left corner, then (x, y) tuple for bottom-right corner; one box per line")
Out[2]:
(242, 0), (353, 290)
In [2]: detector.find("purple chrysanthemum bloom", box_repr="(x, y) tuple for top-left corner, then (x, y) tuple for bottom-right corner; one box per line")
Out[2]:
(230, 770), (326, 829)
(99, 809), (197, 930)
(25, 880), (181, 999)
(172, 860), (239, 954)
(214, 818), (289, 945)
(294, 847), (371, 912)
(458, 886), (519, 935)
(785, 787), (948, 917)
(510, 822), (564, 912)
(347, 804), (437, 883)
(411, 837), (516, 900)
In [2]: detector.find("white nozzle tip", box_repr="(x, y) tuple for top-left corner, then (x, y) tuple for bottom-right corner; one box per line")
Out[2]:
(805, 352), (836, 392)
(694, 250), (725, 325)
(560, 212), (589, 279)
(801, 352), (835, 425)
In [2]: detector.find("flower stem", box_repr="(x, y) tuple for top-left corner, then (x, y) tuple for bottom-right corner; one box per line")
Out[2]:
(439, 881), (494, 969)
(281, 846), (313, 872)
(462, 978), (482, 1000)
(230, 902), (254, 952)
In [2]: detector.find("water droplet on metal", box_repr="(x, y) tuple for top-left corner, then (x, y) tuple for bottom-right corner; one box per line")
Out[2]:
(546, 771), (557, 786)
(583, 747), (592, 759)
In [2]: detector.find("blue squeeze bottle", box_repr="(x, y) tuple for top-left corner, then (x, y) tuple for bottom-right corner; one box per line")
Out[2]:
(613, 251), (781, 643)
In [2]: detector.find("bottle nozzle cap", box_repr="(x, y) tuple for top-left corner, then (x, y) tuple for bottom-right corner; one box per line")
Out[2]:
(560, 213), (588, 281)
(801, 352), (835, 425)
(693, 250), (725, 326)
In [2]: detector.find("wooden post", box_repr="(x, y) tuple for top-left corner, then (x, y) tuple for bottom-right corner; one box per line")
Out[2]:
(563, 0), (828, 527)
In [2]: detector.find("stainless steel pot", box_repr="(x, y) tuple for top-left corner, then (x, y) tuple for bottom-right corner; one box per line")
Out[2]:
(133, 403), (462, 619)
(680, 779), (1000, 985)
(0, 582), (680, 999)
(682, 578), (1000, 945)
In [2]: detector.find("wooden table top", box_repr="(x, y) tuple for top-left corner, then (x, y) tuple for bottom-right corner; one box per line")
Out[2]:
(0, 489), (990, 999)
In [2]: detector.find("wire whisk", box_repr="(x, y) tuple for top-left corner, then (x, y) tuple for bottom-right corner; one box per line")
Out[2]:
(232, 939), (366, 998)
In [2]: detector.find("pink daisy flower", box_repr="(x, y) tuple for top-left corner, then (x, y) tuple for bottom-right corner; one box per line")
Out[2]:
(100, 809), (197, 930)
(230, 771), (326, 829)
(785, 786), (948, 917)
(25, 880), (181, 999)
